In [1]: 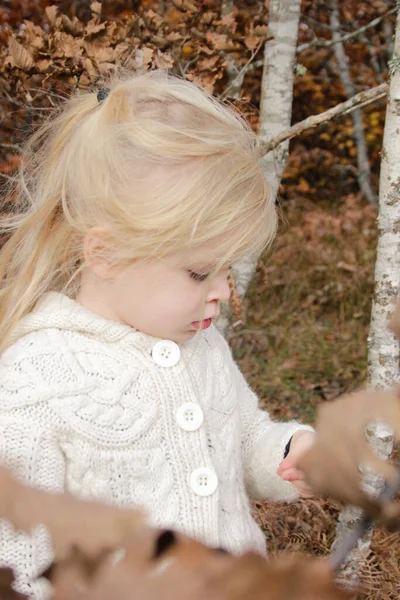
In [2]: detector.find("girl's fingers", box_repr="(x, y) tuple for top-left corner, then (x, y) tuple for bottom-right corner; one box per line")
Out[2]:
(277, 456), (296, 474)
(280, 468), (305, 482)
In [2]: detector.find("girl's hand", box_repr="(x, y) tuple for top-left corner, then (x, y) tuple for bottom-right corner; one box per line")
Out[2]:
(276, 430), (316, 498)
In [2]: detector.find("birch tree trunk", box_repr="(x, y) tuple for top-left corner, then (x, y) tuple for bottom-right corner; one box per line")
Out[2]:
(334, 4), (400, 579)
(329, 0), (378, 206)
(366, 3), (400, 455)
(218, 0), (301, 334)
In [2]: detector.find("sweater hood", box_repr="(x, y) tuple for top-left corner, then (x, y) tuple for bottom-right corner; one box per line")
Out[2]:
(9, 292), (135, 345)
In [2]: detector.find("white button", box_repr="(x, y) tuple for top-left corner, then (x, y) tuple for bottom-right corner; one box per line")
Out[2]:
(176, 403), (204, 432)
(189, 467), (218, 497)
(151, 340), (181, 368)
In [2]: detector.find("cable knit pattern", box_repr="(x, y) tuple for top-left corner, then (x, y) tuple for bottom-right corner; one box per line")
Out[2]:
(0, 292), (313, 599)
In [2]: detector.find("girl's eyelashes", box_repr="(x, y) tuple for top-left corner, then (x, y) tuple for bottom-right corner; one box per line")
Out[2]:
(188, 270), (210, 282)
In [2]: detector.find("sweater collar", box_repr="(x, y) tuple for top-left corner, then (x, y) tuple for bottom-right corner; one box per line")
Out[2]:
(10, 292), (136, 345)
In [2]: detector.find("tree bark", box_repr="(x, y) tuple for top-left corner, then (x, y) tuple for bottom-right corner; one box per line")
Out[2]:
(218, 0), (302, 336)
(329, 0), (378, 206)
(258, 0), (302, 199)
(367, 2), (400, 429)
(333, 4), (400, 580)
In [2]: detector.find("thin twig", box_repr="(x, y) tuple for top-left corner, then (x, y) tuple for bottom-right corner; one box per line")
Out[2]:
(219, 42), (263, 101)
(258, 82), (388, 157)
(26, 87), (69, 101)
(301, 13), (341, 33)
(298, 8), (396, 54)
(0, 173), (14, 182)
(0, 143), (21, 151)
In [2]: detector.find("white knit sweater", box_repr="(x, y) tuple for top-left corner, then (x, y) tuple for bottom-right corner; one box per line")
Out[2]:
(0, 292), (312, 599)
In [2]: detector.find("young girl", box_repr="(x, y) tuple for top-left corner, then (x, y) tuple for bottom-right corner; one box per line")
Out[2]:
(0, 70), (314, 599)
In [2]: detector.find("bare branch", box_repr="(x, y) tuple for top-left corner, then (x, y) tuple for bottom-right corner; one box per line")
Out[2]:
(330, 0), (378, 205)
(297, 8), (396, 54)
(219, 43), (263, 100)
(300, 13), (340, 33)
(258, 82), (388, 156)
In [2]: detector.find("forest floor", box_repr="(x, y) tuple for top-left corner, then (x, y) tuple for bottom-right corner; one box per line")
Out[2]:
(230, 193), (400, 598)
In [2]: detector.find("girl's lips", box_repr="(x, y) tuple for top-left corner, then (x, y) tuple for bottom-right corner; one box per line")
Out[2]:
(191, 318), (212, 330)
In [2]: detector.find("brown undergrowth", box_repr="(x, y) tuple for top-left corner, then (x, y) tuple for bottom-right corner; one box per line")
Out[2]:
(231, 193), (400, 598)
(231, 192), (377, 424)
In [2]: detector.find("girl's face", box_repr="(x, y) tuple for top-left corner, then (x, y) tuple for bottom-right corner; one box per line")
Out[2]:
(78, 244), (231, 343)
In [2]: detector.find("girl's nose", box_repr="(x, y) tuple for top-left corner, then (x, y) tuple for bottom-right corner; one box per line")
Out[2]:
(206, 271), (231, 303)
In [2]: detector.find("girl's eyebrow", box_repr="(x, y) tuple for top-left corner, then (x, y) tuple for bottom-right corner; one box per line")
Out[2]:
(187, 262), (217, 273)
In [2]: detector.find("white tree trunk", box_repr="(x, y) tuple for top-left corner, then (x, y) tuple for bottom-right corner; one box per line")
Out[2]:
(334, 5), (400, 579)
(218, 0), (301, 336)
(367, 3), (400, 443)
(329, 0), (378, 206)
(257, 0), (302, 197)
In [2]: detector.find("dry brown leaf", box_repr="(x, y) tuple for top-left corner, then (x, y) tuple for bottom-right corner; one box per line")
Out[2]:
(220, 13), (236, 29)
(205, 32), (228, 50)
(36, 59), (52, 73)
(198, 55), (219, 71)
(0, 568), (28, 600)
(84, 43), (116, 64)
(61, 14), (84, 36)
(90, 2), (102, 18)
(132, 47), (154, 70)
(166, 32), (183, 43)
(85, 20), (107, 37)
(153, 52), (174, 70)
(244, 35), (260, 51)
(171, 0), (198, 13)
(299, 388), (400, 526)
(253, 25), (268, 37)
(228, 270), (243, 323)
(81, 57), (97, 77)
(84, 530), (350, 600)
(52, 32), (82, 60)
(23, 22), (46, 51)
(8, 38), (34, 71)
(0, 466), (145, 564)
(45, 5), (58, 26)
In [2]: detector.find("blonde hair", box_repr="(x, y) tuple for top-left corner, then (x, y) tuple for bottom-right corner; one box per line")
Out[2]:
(0, 70), (276, 352)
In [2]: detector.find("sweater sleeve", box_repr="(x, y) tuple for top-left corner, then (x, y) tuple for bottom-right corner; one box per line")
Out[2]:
(0, 412), (66, 600)
(229, 349), (314, 503)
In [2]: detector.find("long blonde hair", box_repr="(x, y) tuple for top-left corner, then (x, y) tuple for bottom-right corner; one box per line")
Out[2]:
(0, 69), (276, 352)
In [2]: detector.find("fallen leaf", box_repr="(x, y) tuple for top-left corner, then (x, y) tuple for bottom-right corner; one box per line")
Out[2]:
(85, 20), (107, 37)
(36, 59), (52, 72)
(171, 0), (198, 13)
(45, 5), (58, 26)
(244, 35), (260, 51)
(90, 2), (102, 17)
(52, 32), (82, 60)
(8, 38), (34, 70)
(0, 567), (27, 599)
(61, 14), (84, 36)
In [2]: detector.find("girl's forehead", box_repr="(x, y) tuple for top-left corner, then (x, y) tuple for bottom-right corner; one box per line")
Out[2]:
(169, 242), (226, 269)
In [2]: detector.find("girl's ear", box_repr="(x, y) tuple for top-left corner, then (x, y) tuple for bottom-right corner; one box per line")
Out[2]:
(83, 226), (120, 280)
